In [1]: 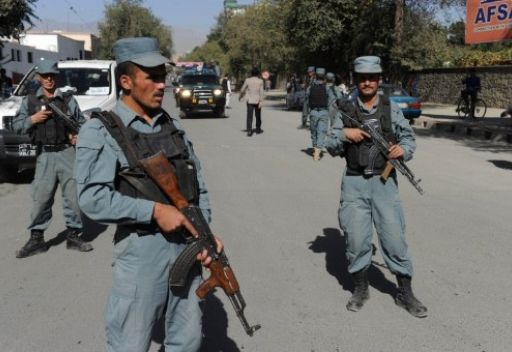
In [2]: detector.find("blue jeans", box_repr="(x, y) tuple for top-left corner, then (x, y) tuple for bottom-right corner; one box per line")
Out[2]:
(105, 233), (202, 352)
(309, 109), (329, 149)
(338, 174), (414, 276)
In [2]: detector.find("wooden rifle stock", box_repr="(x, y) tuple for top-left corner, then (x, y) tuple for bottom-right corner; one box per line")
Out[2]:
(138, 151), (188, 209)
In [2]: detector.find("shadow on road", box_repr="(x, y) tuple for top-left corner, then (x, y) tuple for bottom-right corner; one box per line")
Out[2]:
(45, 214), (107, 248)
(180, 111), (229, 119)
(300, 148), (314, 157)
(152, 294), (240, 352)
(200, 294), (240, 352)
(488, 159), (512, 170)
(308, 228), (396, 298)
(413, 128), (512, 153)
(46, 228), (69, 248)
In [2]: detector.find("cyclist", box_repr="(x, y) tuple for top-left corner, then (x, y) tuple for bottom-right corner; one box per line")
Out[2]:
(461, 68), (481, 118)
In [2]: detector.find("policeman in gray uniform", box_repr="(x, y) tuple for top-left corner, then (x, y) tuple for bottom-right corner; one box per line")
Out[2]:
(326, 72), (343, 127)
(325, 56), (427, 318)
(301, 65), (315, 128)
(13, 59), (92, 258)
(305, 67), (330, 161)
(75, 37), (223, 352)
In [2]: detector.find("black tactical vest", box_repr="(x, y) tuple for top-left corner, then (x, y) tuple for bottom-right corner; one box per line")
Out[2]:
(309, 82), (328, 109)
(343, 97), (397, 176)
(27, 93), (72, 145)
(93, 111), (200, 242)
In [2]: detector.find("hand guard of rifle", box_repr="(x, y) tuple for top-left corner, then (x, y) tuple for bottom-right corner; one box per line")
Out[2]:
(334, 98), (424, 195)
(47, 101), (80, 134)
(138, 151), (261, 336)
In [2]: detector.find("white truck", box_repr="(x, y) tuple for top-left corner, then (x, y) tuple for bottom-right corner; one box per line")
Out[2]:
(0, 60), (118, 182)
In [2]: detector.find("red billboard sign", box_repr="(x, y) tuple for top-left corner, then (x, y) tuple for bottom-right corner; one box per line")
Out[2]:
(466, 0), (512, 44)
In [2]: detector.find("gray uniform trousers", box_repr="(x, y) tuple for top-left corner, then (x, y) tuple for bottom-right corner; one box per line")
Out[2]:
(28, 147), (82, 231)
(339, 174), (414, 277)
(105, 232), (202, 352)
(309, 108), (330, 149)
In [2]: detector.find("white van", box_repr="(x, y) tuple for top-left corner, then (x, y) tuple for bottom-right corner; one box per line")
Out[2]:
(0, 60), (118, 182)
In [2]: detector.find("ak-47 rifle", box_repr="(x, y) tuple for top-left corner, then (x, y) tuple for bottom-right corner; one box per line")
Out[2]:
(138, 151), (261, 336)
(47, 101), (80, 134)
(335, 99), (424, 195)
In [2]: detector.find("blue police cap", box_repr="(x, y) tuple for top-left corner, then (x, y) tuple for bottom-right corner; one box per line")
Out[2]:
(353, 56), (382, 74)
(35, 59), (59, 74)
(326, 72), (335, 81)
(315, 67), (326, 77)
(307, 66), (315, 73)
(113, 37), (169, 67)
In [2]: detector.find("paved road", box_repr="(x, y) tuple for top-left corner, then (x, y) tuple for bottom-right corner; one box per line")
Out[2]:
(0, 90), (511, 352)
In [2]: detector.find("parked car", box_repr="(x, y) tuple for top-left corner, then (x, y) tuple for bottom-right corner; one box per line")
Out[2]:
(0, 60), (118, 182)
(349, 83), (422, 119)
(175, 68), (226, 118)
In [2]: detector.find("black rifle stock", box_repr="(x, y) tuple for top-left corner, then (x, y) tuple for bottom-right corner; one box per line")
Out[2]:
(335, 99), (424, 195)
(138, 151), (261, 336)
(47, 101), (80, 134)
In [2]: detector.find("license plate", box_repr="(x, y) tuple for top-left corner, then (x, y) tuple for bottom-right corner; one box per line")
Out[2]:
(18, 144), (36, 157)
(398, 102), (408, 109)
(198, 99), (207, 104)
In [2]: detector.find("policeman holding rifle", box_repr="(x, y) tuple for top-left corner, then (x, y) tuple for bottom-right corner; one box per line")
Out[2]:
(13, 59), (92, 258)
(75, 37), (224, 352)
(325, 56), (427, 318)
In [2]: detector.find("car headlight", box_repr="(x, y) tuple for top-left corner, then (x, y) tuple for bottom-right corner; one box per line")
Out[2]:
(181, 89), (192, 98)
(213, 89), (223, 96)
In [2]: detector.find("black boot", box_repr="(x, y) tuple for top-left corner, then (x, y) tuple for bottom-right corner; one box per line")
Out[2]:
(16, 230), (48, 258)
(346, 269), (369, 312)
(395, 275), (428, 318)
(66, 228), (93, 252)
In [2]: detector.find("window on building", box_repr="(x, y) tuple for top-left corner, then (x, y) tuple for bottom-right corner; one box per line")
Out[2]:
(27, 52), (33, 63)
(11, 49), (16, 61)
(16, 50), (21, 62)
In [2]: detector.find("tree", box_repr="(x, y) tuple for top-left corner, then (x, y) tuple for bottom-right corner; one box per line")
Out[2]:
(97, 0), (173, 59)
(0, 0), (38, 39)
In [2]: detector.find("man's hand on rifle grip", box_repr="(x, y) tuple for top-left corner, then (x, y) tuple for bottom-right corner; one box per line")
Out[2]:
(387, 144), (404, 159)
(31, 109), (52, 124)
(152, 203), (198, 236)
(197, 236), (224, 267)
(344, 128), (370, 143)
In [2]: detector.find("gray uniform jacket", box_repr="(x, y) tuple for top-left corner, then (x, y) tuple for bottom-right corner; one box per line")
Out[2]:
(325, 96), (416, 161)
(240, 76), (264, 104)
(12, 87), (85, 134)
(75, 100), (211, 228)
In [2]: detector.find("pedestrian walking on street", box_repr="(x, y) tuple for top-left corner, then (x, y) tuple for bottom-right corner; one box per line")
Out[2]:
(239, 67), (264, 136)
(74, 37), (223, 352)
(305, 67), (330, 161)
(222, 75), (232, 109)
(13, 59), (92, 258)
(326, 71), (343, 127)
(302, 65), (316, 128)
(325, 56), (427, 318)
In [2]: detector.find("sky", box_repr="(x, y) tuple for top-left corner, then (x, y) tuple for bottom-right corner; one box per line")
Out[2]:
(32, 0), (255, 55)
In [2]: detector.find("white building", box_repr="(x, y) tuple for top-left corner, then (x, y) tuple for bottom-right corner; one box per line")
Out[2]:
(0, 32), (85, 84)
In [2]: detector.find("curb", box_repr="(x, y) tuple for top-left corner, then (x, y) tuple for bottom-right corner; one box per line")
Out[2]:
(412, 116), (512, 144)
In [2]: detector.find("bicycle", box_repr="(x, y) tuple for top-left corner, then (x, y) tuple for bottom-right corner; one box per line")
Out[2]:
(455, 95), (487, 119)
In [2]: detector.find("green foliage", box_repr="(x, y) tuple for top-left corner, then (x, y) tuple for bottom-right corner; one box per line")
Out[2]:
(0, 0), (38, 39)
(182, 0), (512, 82)
(97, 0), (173, 59)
